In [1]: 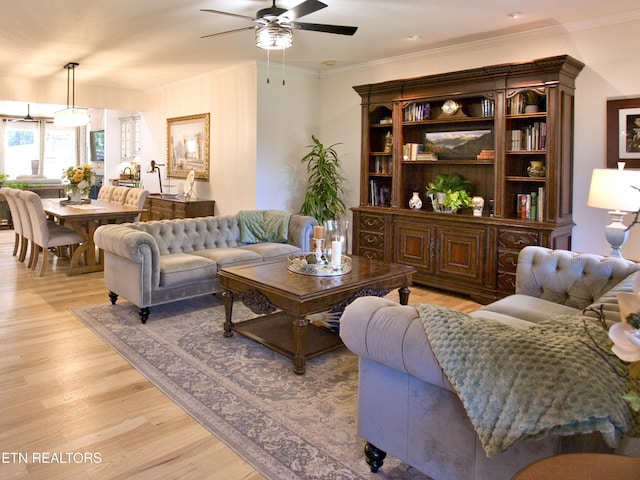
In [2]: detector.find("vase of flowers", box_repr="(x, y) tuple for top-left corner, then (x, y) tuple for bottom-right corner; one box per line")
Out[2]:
(63, 164), (94, 203)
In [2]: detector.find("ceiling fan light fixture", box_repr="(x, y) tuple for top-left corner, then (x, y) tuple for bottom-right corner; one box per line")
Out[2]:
(54, 62), (90, 128)
(256, 25), (293, 50)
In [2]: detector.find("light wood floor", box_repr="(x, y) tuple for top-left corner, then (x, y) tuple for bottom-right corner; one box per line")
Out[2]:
(0, 229), (480, 479)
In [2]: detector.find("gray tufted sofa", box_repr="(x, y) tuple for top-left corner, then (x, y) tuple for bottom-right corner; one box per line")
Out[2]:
(94, 211), (317, 323)
(340, 246), (640, 480)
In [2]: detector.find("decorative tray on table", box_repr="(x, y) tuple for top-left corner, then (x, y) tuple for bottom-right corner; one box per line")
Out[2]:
(287, 253), (352, 276)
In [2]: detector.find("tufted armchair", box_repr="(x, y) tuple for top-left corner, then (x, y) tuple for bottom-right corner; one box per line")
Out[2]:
(340, 246), (640, 480)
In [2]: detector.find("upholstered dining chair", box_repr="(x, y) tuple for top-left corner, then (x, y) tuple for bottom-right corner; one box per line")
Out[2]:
(109, 186), (130, 204)
(97, 185), (117, 202)
(1, 187), (24, 258)
(19, 190), (84, 276)
(122, 188), (149, 222)
(11, 188), (34, 265)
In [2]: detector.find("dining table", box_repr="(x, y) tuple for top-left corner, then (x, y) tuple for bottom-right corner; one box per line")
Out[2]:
(42, 198), (145, 276)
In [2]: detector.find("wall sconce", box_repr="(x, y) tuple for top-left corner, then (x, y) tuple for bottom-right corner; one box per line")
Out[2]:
(54, 62), (90, 128)
(587, 163), (640, 259)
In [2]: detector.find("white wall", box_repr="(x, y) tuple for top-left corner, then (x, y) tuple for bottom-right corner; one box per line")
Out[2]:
(256, 62), (320, 213)
(141, 62), (259, 215)
(318, 17), (640, 259)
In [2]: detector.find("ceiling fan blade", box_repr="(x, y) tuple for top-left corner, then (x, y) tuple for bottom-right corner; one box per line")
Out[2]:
(201, 26), (256, 39)
(200, 8), (255, 21)
(292, 22), (357, 36)
(281, 0), (327, 21)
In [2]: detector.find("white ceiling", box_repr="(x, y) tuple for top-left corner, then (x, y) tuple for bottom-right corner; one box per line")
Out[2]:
(1, 0), (639, 116)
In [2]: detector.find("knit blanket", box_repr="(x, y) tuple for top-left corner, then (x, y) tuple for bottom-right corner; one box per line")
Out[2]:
(416, 304), (636, 457)
(238, 210), (291, 244)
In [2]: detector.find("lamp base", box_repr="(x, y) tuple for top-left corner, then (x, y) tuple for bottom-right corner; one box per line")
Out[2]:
(605, 210), (629, 259)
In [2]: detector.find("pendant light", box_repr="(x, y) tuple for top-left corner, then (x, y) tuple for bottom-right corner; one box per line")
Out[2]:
(54, 62), (90, 127)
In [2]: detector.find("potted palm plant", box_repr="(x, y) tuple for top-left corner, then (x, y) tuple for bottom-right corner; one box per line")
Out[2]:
(426, 173), (473, 214)
(299, 135), (346, 224)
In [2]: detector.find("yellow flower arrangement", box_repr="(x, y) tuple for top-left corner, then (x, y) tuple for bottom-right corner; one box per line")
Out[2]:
(63, 164), (95, 196)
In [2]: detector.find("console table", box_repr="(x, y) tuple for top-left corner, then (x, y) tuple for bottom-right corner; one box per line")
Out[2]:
(141, 196), (215, 221)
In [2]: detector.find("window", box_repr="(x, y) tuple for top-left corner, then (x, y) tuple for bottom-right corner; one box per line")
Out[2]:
(2, 119), (77, 179)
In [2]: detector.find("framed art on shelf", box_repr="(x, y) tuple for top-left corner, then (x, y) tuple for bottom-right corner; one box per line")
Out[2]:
(606, 98), (640, 168)
(167, 113), (210, 180)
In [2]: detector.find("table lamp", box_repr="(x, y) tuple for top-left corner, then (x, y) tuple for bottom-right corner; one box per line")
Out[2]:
(587, 163), (640, 259)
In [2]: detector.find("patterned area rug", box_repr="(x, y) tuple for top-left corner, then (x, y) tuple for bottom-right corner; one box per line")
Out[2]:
(70, 296), (431, 480)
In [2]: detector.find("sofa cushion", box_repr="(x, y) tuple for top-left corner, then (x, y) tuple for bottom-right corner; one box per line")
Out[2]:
(477, 294), (580, 325)
(159, 253), (217, 287)
(239, 243), (300, 260)
(191, 247), (262, 269)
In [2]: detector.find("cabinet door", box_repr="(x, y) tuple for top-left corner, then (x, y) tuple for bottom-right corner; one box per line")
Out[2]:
(436, 225), (486, 285)
(394, 221), (435, 272)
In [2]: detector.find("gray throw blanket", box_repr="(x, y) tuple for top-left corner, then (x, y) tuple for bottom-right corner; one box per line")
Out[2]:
(238, 210), (291, 244)
(416, 304), (636, 457)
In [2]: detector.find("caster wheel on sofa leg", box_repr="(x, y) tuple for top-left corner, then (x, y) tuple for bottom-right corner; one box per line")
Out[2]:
(364, 442), (386, 473)
(108, 291), (118, 305)
(139, 307), (149, 324)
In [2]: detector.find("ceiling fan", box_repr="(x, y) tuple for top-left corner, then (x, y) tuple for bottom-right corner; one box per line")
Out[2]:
(201, 0), (358, 48)
(10, 104), (38, 122)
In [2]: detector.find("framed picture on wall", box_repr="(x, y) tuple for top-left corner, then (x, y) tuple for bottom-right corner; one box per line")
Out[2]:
(166, 113), (210, 180)
(607, 98), (640, 168)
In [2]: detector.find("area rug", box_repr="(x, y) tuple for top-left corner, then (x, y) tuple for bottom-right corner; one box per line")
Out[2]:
(70, 296), (431, 480)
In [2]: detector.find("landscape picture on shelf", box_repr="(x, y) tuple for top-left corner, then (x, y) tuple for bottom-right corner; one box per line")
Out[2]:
(425, 130), (493, 160)
(167, 113), (210, 180)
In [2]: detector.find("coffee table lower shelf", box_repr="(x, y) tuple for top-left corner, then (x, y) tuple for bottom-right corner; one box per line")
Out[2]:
(232, 311), (344, 365)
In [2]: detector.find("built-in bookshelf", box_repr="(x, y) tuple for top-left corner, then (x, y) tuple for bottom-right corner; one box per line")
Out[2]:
(353, 55), (584, 302)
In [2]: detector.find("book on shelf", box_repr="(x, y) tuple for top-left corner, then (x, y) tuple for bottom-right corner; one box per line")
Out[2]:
(480, 98), (495, 117)
(402, 143), (425, 161)
(369, 180), (391, 207)
(516, 187), (545, 221)
(403, 102), (431, 122)
(373, 156), (393, 174)
(476, 149), (495, 160)
(508, 123), (546, 151)
(416, 152), (438, 161)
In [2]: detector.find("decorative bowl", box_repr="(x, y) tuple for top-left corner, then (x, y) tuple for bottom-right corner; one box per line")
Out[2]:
(287, 253), (352, 276)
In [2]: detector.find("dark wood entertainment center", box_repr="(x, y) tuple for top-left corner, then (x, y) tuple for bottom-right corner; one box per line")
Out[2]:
(351, 55), (584, 303)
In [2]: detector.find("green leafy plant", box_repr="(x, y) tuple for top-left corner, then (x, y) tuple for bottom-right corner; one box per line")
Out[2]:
(522, 90), (540, 106)
(425, 173), (473, 213)
(0, 173), (8, 186)
(299, 135), (346, 224)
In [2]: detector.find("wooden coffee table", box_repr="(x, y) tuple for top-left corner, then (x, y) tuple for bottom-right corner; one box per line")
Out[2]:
(218, 256), (416, 374)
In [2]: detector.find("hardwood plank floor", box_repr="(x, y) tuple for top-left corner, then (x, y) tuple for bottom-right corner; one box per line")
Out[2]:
(0, 229), (480, 479)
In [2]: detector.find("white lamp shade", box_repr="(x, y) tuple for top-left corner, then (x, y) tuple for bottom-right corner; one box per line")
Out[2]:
(587, 167), (640, 212)
(54, 107), (90, 128)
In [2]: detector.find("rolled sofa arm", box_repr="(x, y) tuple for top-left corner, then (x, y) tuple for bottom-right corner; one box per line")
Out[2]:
(95, 224), (160, 265)
(340, 296), (454, 391)
(288, 214), (318, 252)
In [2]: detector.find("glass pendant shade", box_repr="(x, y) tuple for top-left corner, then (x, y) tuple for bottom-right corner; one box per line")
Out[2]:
(256, 25), (293, 50)
(54, 107), (90, 127)
(54, 62), (90, 127)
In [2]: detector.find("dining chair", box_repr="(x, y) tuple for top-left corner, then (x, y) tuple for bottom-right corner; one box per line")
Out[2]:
(109, 186), (130, 204)
(19, 190), (85, 276)
(97, 185), (117, 202)
(122, 188), (150, 222)
(12, 188), (34, 265)
(1, 187), (25, 258)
